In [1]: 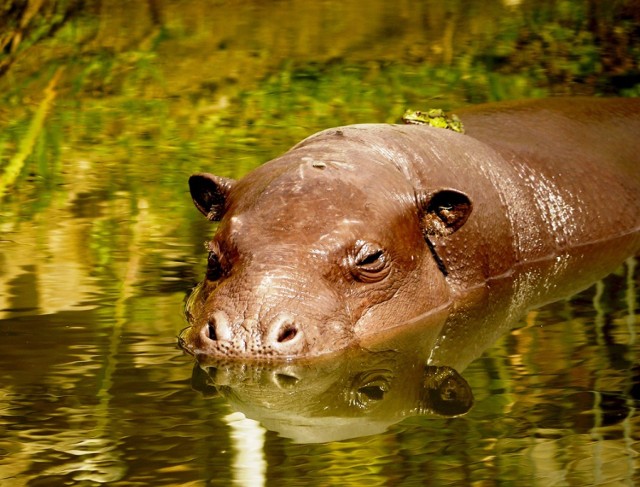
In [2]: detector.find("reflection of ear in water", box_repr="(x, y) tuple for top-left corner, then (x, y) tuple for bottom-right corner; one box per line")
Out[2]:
(420, 366), (473, 417)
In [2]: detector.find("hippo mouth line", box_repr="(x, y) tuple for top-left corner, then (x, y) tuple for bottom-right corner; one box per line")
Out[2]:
(178, 297), (457, 363)
(178, 312), (358, 362)
(178, 334), (345, 362)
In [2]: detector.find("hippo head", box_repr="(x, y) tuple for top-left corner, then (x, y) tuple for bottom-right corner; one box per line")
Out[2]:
(181, 126), (473, 360)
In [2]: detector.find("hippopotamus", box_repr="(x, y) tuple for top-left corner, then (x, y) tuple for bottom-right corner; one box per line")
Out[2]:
(181, 97), (640, 360)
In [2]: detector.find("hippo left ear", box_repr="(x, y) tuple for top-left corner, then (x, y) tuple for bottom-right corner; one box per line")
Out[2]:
(190, 364), (221, 398)
(417, 189), (472, 237)
(189, 173), (236, 221)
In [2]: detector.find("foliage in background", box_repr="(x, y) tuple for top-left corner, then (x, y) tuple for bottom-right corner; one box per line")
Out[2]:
(1, 0), (639, 202)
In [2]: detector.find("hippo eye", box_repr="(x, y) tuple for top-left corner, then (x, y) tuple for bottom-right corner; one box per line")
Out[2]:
(352, 242), (390, 283)
(206, 251), (224, 281)
(348, 370), (392, 409)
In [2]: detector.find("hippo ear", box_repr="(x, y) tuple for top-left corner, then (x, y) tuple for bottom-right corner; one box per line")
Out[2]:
(417, 189), (472, 237)
(189, 173), (236, 221)
(417, 365), (474, 417)
(190, 364), (221, 398)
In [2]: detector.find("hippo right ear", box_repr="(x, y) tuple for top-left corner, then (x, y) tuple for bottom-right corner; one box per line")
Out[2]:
(189, 173), (236, 221)
(417, 189), (472, 237)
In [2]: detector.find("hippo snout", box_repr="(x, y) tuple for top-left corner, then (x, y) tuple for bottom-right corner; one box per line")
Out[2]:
(180, 271), (355, 360)
(193, 310), (309, 358)
(181, 295), (357, 360)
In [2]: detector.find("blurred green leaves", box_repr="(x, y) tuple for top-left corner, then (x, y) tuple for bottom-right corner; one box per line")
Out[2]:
(0, 0), (638, 206)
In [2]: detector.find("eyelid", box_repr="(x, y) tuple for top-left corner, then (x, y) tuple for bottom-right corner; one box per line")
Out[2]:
(205, 240), (226, 280)
(355, 245), (385, 269)
(350, 241), (390, 282)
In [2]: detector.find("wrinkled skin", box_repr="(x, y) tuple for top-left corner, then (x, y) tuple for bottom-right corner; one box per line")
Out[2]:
(182, 97), (640, 360)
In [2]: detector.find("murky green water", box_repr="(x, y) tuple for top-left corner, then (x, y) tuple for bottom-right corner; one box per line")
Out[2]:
(1, 1), (639, 485)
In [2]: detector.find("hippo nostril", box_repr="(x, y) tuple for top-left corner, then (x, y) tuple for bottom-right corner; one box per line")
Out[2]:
(267, 313), (304, 350)
(202, 311), (232, 343)
(206, 321), (217, 341)
(277, 324), (298, 343)
(274, 373), (300, 388)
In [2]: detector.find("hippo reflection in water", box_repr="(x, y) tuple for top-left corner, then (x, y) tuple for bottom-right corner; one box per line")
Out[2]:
(190, 315), (475, 444)
(180, 98), (640, 361)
